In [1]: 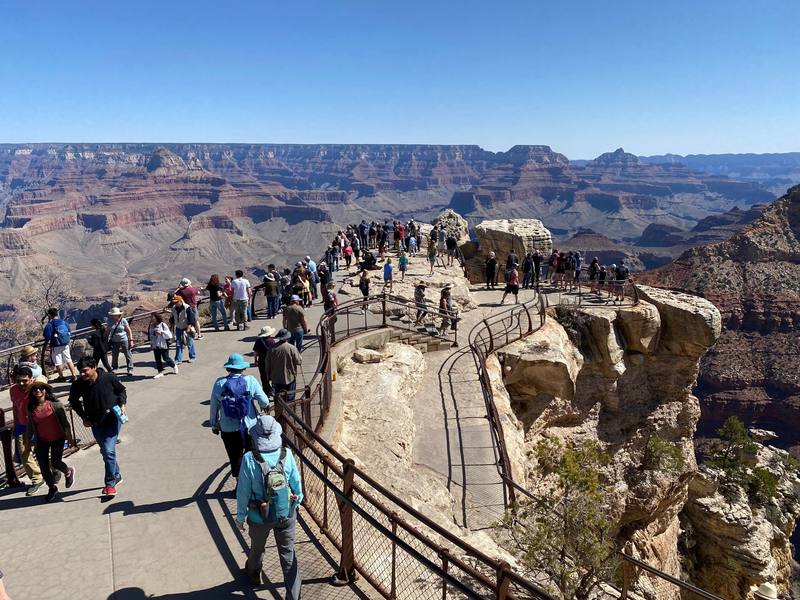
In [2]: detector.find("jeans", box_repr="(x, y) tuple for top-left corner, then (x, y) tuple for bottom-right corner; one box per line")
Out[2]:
(111, 341), (133, 372)
(92, 416), (121, 487)
(522, 271), (532, 289)
(34, 437), (68, 488)
(175, 328), (196, 362)
(153, 347), (175, 372)
(246, 517), (301, 600)
(541, 265), (550, 280)
(331, 256), (339, 272)
(210, 299), (228, 330)
(267, 296), (280, 319)
(274, 381), (297, 402)
(233, 300), (248, 326)
(290, 328), (304, 352)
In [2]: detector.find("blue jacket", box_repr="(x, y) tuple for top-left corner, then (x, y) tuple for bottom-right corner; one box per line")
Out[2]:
(236, 448), (304, 524)
(209, 374), (270, 433)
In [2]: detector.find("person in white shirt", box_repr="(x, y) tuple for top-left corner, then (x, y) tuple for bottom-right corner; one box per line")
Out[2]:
(232, 269), (252, 331)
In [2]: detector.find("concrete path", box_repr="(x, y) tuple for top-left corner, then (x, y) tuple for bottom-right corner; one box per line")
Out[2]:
(0, 271), (375, 600)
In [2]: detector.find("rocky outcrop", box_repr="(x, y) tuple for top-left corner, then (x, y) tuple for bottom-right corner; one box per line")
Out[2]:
(639, 185), (800, 458)
(681, 443), (800, 599)
(465, 218), (552, 282)
(431, 208), (469, 241)
(494, 290), (721, 598)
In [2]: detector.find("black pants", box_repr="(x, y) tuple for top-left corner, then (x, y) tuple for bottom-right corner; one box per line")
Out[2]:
(93, 349), (112, 372)
(153, 348), (175, 372)
(34, 438), (68, 488)
(220, 430), (250, 478)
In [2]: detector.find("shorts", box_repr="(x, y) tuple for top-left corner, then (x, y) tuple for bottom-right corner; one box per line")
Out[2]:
(504, 284), (519, 294)
(447, 247), (457, 257)
(428, 255), (436, 264)
(51, 344), (72, 366)
(399, 264), (407, 272)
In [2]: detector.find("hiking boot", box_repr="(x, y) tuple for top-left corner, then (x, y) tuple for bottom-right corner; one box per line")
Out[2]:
(102, 485), (117, 497)
(26, 481), (45, 496)
(45, 486), (59, 503)
(153, 372), (165, 379)
(65, 466), (76, 488)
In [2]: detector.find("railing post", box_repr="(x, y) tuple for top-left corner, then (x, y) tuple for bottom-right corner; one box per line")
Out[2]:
(333, 458), (357, 585)
(621, 555), (633, 599)
(381, 293), (387, 327)
(495, 560), (512, 600)
(440, 548), (450, 600)
(302, 385), (312, 427)
(0, 409), (21, 487)
(390, 514), (398, 599)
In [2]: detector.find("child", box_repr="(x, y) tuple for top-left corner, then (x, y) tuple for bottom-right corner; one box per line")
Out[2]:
(408, 235), (417, 257)
(399, 251), (409, 281)
(383, 257), (393, 293)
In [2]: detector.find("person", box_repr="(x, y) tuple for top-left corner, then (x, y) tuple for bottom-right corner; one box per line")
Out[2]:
(408, 234), (417, 257)
(588, 257), (600, 292)
(232, 270), (252, 330)
(148, 313), (177, 378)
(170, 295), (197, 364)
(206, 274), (230, 331)
(263, 272), (280, 319)
(485, 252), (497, 290)
(427, 237), (437, 275)
(546, 250), (559, 283)
(358, 270), (370, 313)
(0, 569), (13, 600)
(264, 329), (302, 401)
(573, 251), (583, 284)
(445, 233), (458, 266)
(209, 353), (270, 480)
(532, 249), (542, 287)
(86, 320), (113, 372)
(26, 382), (75, 503)
(175, 278), (200, 309)
(17, 345), (44, 379)
(253, 326), (277, 390)
(555, 252), (567, 289)
(379, 236), (388, 261)
(598, 265), (609, 296)
(398, 251), (409, 281)
(107, 307), (134, 377)
(506, 251), (519, 270)
(438, 286), (455, 336)
(316, 260), (331, 289)
(282, 295), (309, 352)
(223, 275), (235, 326)
(358, 219), (369, 249)
(351, 234), (361, 264)
(383, 257), (393, 292)
(42, 307), (77, 382)
(9, 367), (44, 496)
(522, 252), (534, 289)
(414, 282), (428, 325)
(614, 260), (630, 300)
(501, 262), (520, 304)
(304, 256), (318, 301)
(68, 356), (127, 497)
(236, 415), (303, 594)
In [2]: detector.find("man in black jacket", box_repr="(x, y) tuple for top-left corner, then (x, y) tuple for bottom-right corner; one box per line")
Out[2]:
(68, 356), (127, 497)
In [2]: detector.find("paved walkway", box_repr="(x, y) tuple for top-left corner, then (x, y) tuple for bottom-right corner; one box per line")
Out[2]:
(0, 271), (376, 600)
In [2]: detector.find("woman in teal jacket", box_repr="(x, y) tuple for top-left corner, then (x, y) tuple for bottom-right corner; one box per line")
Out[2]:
(235, 415), (303, 596)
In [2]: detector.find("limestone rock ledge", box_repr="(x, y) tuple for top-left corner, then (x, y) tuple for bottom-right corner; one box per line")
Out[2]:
(681, 444), (800, 599)
(466, 218), (553, 283)
(493, 289), (721, 599)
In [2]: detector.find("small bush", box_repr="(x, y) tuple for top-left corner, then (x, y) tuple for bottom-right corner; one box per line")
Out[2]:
(643, 435), (685, 472)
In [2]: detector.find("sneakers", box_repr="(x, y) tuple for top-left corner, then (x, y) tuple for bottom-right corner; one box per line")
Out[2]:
(127, 370), (134, 377)
(26, 481), (45, 496)
(45, 486), (59, 503)
(115, 474), (123, 487)
(65, 466), (76, 488)
(53, 469), (63, 484)
(188, 358), (196, 363)
(171, 365), (179, 375)
(102, 486), (117, 497)
(153, 372), (165, 379)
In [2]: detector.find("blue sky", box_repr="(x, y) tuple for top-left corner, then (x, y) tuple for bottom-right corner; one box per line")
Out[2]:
(1, 0), (798, 158)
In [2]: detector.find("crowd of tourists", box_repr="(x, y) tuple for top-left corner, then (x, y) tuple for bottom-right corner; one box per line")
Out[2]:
(485, 249), (632, 303)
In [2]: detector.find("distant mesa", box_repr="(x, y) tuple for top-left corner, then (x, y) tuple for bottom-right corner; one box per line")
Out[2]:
(590, 147), (641, 167)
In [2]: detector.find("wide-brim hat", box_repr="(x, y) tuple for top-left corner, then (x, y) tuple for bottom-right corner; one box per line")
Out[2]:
(21, 345), (37, 358)
(259, 325), (277, 338)
(223, 353), (250, 370)
(416, 281), (428, 287)
(250, 415), (283, 453)
(275, 328), (292, 342)
(28, 381), (53, 395)
(266, 273), (276, 281)
(108, 307), (123, 316)
(753, 582), (778, 600)
(179, 278), (191, 287)
(442, 284), (453, 291)
(290, 294), (301, 303)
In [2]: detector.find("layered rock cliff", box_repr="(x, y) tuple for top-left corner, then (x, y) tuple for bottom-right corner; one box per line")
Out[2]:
(638, 185), (800, 458)
(493, 285), (721, 598)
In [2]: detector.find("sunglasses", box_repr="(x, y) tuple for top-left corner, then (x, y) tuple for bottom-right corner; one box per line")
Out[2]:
(33, 388), (46, 394)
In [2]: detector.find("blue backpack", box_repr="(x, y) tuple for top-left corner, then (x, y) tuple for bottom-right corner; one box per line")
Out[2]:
(221, 376), (252, 421)
(50, 319), (71, 347)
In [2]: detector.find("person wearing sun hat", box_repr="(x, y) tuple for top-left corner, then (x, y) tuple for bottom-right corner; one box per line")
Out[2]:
(18, 345), (44, 379)
(107, 307), (135, 377)
(236, 414), (303, 593)
(263, 328), (302, 402)
(253, 326), (277, 389)
(209, 353), (270, 480)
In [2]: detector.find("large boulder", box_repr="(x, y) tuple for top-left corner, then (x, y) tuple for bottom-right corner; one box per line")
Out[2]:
(466, 219), (553, 283)
(431, 209), (470, 242)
